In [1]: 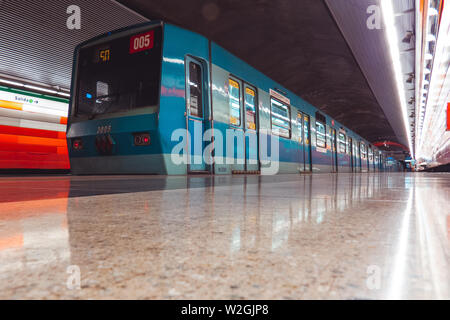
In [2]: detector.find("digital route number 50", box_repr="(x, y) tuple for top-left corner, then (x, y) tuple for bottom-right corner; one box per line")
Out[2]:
(129, 30), (154, 54)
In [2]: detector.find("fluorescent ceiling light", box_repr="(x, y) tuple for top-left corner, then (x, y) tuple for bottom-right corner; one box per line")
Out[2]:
(0, 77), (70, 97)
(0, 79), (24, 87)
(24, 84), (57, 94)
(381, 0), (413, 156)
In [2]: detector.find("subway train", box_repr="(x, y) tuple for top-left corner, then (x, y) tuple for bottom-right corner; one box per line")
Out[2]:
(67, 21), (385, 175)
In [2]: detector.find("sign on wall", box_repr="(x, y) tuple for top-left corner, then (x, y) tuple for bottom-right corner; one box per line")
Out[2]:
(447, 102), (450, 131)
(0, 86), (70, 170)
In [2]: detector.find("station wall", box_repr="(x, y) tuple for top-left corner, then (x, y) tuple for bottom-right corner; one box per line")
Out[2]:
(0, 86), (70, 170)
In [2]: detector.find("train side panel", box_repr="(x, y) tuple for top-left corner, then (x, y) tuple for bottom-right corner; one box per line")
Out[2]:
(160, 23), (211, 174)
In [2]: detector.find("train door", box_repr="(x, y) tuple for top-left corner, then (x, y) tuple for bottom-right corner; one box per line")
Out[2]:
(296, 111), (305, 171)
(331, 128), (337, 172)
(360, 142), (368, 172)
(374, 151), (379, 172)
(228, 77), (245, 172)
(186, 57), (209, 172)
(371, 151), (374, 171)
(349, 137), (354, 171)
(243, 84), (259, 172)
(303, 114), (312, 172)
(359, 142), (363, 172)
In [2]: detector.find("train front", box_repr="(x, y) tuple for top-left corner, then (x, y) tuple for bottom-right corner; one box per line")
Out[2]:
(66, 22), (166, 174)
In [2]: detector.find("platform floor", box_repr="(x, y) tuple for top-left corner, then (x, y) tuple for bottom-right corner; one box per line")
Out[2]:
(0, 172), (448, 299)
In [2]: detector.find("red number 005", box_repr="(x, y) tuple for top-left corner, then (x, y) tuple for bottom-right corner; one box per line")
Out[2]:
(134, 35), (150, 50)
(129, 31), (154, 54)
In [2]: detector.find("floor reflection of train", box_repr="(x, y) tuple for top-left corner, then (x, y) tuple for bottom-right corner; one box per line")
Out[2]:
(67, 21), (387, 175)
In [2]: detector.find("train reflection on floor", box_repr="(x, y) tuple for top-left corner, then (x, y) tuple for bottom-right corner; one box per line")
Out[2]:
(0, 173), (448, 299)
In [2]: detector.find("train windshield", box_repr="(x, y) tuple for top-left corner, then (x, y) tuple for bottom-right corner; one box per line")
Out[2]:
(75, 26), (162, 117)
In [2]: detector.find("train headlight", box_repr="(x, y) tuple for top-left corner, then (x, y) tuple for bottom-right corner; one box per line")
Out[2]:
(133, 133), (150, 146)
(72, 138), (83, 150)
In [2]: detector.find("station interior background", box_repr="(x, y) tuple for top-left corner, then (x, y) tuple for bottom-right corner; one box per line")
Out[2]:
(0, 0), (448, 171)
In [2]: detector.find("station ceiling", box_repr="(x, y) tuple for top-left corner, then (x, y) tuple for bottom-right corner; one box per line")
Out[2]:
(0, 0), (146, 91)
(0, 0), (406, 147)
(118, 0), (400, 145)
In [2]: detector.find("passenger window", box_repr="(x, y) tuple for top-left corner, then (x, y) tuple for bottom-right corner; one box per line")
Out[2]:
(189, 62), (203, 117)
(270, 98), (291, 138)
(315, 121), (326, 148)
(360, 142), (366, 159)
(244, 87), (256, 130)
(338, 132), (346, 153)
(229, 79), (241, 126)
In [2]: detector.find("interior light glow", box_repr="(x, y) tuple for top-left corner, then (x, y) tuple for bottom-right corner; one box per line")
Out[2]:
(426, 34), (436, 42)
(0, 78), (70, 98)
(381, 0), (413, 157)
(428, 7), (438, 16)
(425, 53), (434, 60)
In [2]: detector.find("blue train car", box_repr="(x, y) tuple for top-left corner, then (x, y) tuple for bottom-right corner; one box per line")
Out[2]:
(67, 21), (386, 175)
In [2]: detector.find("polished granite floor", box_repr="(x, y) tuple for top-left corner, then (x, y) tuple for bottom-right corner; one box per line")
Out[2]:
(0, 173), (448, 299)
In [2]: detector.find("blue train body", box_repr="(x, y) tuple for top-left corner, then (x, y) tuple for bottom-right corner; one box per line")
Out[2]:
(67, 21), (386, 175)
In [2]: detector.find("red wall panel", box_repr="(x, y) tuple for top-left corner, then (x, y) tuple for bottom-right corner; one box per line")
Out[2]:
(0, 86), (70, 170)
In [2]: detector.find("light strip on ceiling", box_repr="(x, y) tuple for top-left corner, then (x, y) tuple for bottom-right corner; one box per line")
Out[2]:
(0, 78), (70, 98)
(0, 79), (24, 87)
(381, 0), (414, 158)
(23, 84), (57, 95)
(57, 92), (71, 98)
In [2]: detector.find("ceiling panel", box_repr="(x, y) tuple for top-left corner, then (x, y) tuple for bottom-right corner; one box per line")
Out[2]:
(118, 0), (399, 144)
(325, 0), (414, 148)
(0, 0), (147, 89)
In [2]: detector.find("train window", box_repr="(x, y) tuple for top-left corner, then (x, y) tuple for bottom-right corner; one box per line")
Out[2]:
(360, 142), (367, 159)
(347, 136), (352, 155)
(315, 121), (326, 148)
(304, 114), (310, 145)
(297, 112), (303, 143)
(338, 132), (346, 153)
(229, 79), (241, 126)
(244, 87), (256, 130)
(189, 62), (203, 118)
(368, 147), (373, 161)
(270, 98), (291, 138)
(76, 26), (162, 116)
